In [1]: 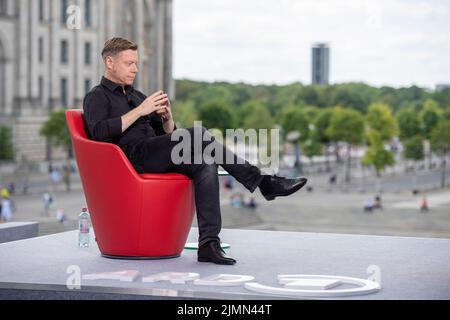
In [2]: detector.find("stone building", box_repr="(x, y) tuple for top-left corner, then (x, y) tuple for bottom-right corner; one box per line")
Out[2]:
(0, 0), (173, 163)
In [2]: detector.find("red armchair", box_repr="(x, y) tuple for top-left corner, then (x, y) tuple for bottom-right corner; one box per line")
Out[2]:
(65, 109), (195, 259)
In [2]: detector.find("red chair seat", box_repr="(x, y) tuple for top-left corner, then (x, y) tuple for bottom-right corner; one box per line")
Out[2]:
(66, 109), (195, 259)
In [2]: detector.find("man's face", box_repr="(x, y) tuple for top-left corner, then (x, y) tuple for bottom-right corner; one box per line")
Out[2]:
(106, 49), (138, 86)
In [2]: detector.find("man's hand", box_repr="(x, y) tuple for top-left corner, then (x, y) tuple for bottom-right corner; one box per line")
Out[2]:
(121, 90), (168, 133)
(155, 92), (173, 122)
(136, 90), (168, 117)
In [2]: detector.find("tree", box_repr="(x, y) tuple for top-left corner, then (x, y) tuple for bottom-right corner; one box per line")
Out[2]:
(191, 84), (235, 109)
(0, 126), (14, 161)
(198, 101), (235, 134)
(419, 99), (443, 169)
(302, 137), (322, 167)
(366, 102), (398, 141)
(242, 104), (274, 132)
(420, 99), (442, 139)
(327, 107), (365, 182)
(278, 106), (310, 141)
(278, 106), (313, 172)
(403, 136), (425, 162)
(396, 107), (422, 140)
(403, 135), (425, 191)
(430, 121), (450, 188)
(329, 84), (371, 113)
(443, 109), (450, 121)
(172, 100), (198, 128)
(40, 109), (72, 191)
(314, 109), (333, 171)
(362, 130), (395, 176)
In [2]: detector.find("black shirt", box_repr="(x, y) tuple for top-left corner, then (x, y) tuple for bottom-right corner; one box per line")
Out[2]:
(83, 76), (176, 150)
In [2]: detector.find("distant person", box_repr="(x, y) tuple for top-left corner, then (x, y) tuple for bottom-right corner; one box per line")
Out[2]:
(246, 197), (257, 210)
(1, 187), (10, 199)
(329, 174), (337, 185)
(7, 182), (15, 195)
(363, 199), (374, 212)
(1, 197), (13, 222)
(56, 208), (67, 224)
(42, 192), (53, 216)
(50, 168), (61, 191)
(20, 179), (29, 195)
(230, 192), (244, 208)
(374, 195), (382, 210)
(224, 176), (234, 191)
(420, 196), (429, 213)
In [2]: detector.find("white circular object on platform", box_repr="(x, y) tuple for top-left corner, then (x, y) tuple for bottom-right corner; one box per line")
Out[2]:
(184, 242), (231, 250)
(245, 274), (381, 297)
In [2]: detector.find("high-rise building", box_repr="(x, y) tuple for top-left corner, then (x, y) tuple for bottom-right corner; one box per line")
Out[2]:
(0, 0), (173, 163)
(311, 43), (330, 85)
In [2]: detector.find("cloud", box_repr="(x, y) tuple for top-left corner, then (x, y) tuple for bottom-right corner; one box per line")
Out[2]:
(173, 0), (450, 88)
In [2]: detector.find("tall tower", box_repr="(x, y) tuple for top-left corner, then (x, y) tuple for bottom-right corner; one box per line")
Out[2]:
(311, 43), (330, 85)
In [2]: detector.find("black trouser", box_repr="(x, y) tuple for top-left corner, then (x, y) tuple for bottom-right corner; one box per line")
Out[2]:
(126, 126), (264, 246)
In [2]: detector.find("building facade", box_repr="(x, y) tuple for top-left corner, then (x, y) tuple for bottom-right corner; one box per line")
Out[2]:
(311, 43), (330, 85)
(0, 0), (173, 163)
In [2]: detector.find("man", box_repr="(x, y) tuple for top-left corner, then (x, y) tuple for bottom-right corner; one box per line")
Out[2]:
(83, 37), (307, 265)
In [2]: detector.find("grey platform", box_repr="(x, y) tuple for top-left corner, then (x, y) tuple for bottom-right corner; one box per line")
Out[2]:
(0, 227), (449, 300)
(0, 222), (39, 244)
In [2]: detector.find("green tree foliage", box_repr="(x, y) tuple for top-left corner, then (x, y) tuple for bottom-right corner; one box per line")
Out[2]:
(327, 107), (365, 182)
(431, 121), (450, 156)
(241, 102), (274, 131)
(420, 99), (443, 139)
(278, 106), (310, 142)
(443, 109), (450, 121)
(362, 130), (395, 176)
(396, 107), (422, 140)
(198, 101), (235, 134)
(403, 136), (424, 161)
(172, 100), (198, 128)
(430, 88), (450, 110)
(0, 126), (14, 161)
(430, 121), (450, 188)
(40, 109), (72, 150)
(366, 102), (398, 141)
(302, 137), (322, 161)
(326, 107), (364, 145)
(314, 109), (333, 145)
(328, 84), (374, 113)
(40, 109), (73, 191)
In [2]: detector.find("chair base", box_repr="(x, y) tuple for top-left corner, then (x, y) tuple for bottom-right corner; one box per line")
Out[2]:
(101, 253), (181, 260)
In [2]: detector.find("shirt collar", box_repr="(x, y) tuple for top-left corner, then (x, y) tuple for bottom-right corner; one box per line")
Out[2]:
(101, 76), (133, 93)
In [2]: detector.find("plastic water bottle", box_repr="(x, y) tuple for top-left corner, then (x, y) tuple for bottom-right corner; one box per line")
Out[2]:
(78, 207), (90, 247)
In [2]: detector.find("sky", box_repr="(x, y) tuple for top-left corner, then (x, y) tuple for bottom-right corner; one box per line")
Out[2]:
(173, 0), (450, 89)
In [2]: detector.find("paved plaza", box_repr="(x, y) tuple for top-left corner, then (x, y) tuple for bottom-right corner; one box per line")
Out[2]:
(2, 168), (449, 240)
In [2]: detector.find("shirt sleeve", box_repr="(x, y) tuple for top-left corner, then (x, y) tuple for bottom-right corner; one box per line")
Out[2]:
(83, 89), (122, 141)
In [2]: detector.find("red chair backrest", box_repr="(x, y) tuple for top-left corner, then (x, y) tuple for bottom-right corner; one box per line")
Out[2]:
(66, 109), (143, 246)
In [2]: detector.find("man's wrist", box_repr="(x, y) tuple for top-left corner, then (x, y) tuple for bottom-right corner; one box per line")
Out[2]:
(134, 105), (143, 118)
(163, 118), (175, 133)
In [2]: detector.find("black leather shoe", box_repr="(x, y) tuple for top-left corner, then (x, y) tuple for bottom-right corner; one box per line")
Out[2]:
(198, 240), (236, 265)
(259, 175), (308, 201)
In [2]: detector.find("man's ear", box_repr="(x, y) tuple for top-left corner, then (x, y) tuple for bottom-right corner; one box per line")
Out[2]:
(105, 56), (114, 70)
